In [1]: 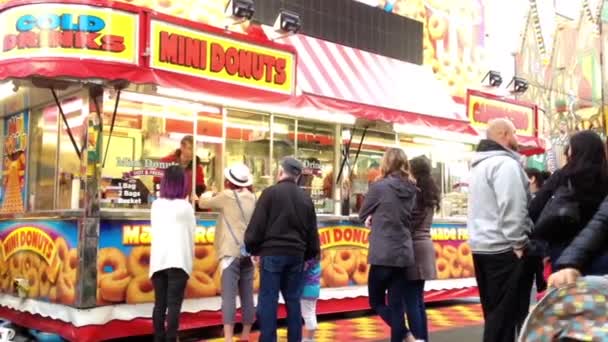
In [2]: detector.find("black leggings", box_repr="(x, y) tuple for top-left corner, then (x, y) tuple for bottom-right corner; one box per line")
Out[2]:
(151, 268), (189, 342)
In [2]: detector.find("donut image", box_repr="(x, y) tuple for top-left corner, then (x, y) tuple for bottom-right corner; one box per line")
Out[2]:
(449, 257), (463, 278)
(39, 264), (51, 298)
(9, 253), (23, 277)
(99, 269), (132, 302)
(98, 247), (128, 285)
(128, 246), (151, 276)
(160, 0), (189, 17)
(185, 271), (217, 298)
(433, 243), (442, 259)
(22, 252), (41, 274)
(457, 24), (473, 48)
(320, 250), (333, 270)
(96, 287), (111, 306)
(322, 263), (349, 288)
(25, 267), (39, 298)
(0, 247), (6, 275)
(352, 258), (369, 285)
(57, 272), (76, 305)
(63, 249), (78, 277)
(428, 14), (447, 41)
(193, 246), (218, 274)
(48, 286), (57, 302)
(0, 271), (11, 293)
(442, 245), (457, 261)
(436, 258), (450, 279)
(126, 274), (155, 304)
(213, 267), (222, 295)
(461, 266), (473, 278)
(54, 237), (69, 263)
(457, 243), (473, 268)
(335, 250), (356, 275)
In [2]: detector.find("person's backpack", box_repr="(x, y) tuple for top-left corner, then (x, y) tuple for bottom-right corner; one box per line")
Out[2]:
(519, 276), (608, 341)
(532, 180), (580, 241)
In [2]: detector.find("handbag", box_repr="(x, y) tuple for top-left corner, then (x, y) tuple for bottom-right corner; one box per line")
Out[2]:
(223, 190), (254, 257)
(532, 179), (580, 241)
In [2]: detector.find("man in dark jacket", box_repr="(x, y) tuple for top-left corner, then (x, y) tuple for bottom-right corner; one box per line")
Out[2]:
(245, 157), (320, 342)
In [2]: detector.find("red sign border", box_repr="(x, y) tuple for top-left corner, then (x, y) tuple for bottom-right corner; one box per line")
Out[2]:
(466, 89), (539, 138)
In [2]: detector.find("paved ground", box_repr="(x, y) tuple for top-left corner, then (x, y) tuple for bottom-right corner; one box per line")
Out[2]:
(194, 302), (484, 342)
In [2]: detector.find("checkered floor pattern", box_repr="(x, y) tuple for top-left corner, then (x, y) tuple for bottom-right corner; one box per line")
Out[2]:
(201, 304), (483, 341)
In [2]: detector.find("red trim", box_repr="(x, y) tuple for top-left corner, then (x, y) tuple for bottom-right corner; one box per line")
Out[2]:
(0, 287), (478, 341)
(517, 135), (545, 156)
(0, 0), (144, 13)
(467, 89), (539, 110)
(301, 93), (478, 135)
(0, 0), (477, 136)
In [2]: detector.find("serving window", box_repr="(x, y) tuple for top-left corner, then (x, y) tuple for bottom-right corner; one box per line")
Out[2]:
(99, 90), (222, 209)
(1, 82), (86, 213)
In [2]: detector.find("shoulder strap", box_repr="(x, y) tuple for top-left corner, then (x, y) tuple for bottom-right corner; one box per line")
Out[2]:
(222, 190), (256, 247)
(232, 189), (249, 223)
(223, 215), (242, 247)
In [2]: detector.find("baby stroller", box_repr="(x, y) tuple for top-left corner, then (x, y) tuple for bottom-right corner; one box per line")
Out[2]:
(519, 276), (608, 341)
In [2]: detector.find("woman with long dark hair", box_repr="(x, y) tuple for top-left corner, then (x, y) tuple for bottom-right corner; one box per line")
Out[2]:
(149, 165), (195, 342)
(404, 155), (440, 342)
(359, 148), (417, 342)
(529, 130), (608, 272)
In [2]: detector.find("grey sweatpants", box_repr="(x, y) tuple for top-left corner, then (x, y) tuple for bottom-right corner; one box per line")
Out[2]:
(221, 257), (256, 325)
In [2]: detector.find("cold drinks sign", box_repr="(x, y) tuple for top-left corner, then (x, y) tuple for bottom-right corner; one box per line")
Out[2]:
(0, 4), (138, 64)
(150, 20), (295, 94)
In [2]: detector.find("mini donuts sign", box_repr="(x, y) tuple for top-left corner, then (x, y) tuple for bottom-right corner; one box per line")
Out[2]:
(0, 220), (79, 304)
(319, 226), (369, 249)
(1, 226), (55, 263)
(150, 19), (295, 94)
(0, 4), (138, 64)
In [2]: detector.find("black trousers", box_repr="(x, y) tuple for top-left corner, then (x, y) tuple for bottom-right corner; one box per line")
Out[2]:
(473, 252), (534, 342)
(151, 268), (189, 342)
(367, 265), (409, 342)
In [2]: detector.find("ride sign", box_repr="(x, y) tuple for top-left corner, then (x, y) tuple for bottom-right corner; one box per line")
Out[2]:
(0, 4), (138, 64)
(467, 90), (537, 137)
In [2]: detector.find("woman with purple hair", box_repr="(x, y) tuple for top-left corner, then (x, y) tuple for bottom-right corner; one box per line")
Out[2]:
(149, 165), (196, 342)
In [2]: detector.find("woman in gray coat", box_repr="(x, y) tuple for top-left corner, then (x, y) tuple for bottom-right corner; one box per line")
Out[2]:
(404, 156), (440, 342)
(360, 148), (417, 342)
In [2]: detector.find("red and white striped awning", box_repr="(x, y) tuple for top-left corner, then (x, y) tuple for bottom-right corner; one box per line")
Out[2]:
(276, 32), (467, 122)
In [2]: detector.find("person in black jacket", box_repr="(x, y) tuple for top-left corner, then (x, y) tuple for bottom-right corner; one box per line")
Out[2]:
(244, 157), (320, 342)
(359, 148), (417, 342)
(549, 195), (608, 288)
(529, 130), (608, 270)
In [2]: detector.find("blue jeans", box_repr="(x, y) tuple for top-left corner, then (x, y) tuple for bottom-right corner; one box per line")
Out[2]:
(403, 280), (428, 341)
(368, 265), (409, 342)
(257, 255), (304, 342)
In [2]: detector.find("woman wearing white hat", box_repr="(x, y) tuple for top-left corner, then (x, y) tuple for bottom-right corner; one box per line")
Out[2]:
(199, 164), (256, 342)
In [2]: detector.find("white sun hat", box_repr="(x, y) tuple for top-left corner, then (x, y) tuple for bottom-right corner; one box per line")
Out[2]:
(224, 163), (253, 187)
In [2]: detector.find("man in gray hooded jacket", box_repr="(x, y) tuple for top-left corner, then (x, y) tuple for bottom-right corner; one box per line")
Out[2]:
(467, 118), (534, 342)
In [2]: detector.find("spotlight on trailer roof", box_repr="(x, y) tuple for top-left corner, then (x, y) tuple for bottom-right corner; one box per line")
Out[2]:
(507, 77), (529, 94)
(481, 70), (503, 87)
(273, 10), (302, 34)
(225, 0), (255, 21)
